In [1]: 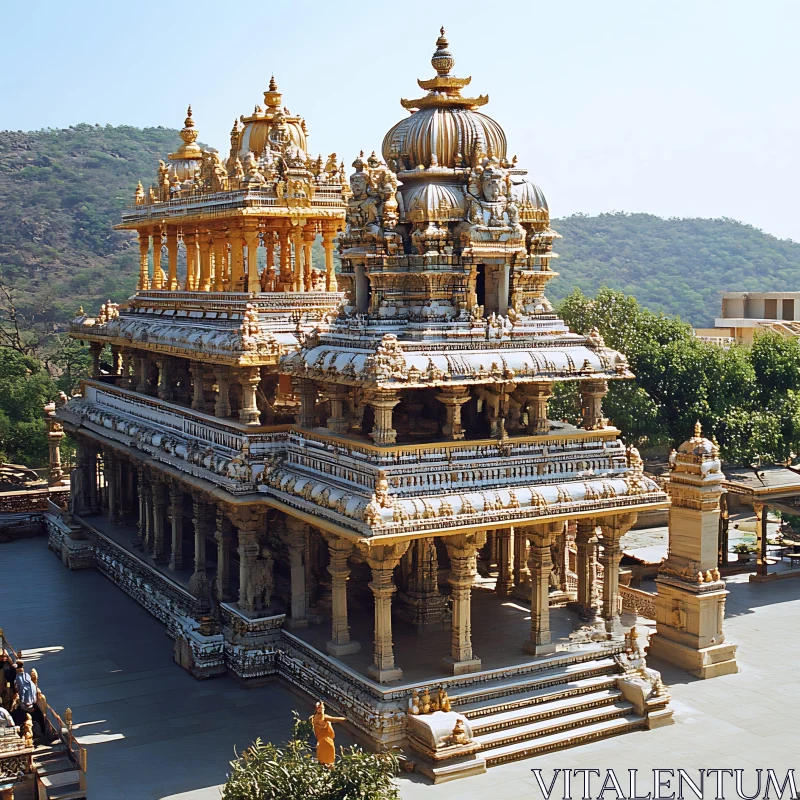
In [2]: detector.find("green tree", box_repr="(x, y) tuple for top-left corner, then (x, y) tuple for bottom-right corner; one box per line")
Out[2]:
(0, 349), (59, 466)
(222, 713), (399, 800)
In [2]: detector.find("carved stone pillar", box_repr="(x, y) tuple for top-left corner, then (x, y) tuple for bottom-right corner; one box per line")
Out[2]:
(214, 368), (231, 418)
(142, 478), (154, 553)
(291, 228), (303, 292)
(105, 450), (117, 523)
(212, 239), (225, 292)
(190, 362), (205, 411)
(235, 508), (269, 616)
(277, 227), (292, 291)
(238, 367), (261, 426)
(598, 513), (637, 634)
(754, 501), (770, 579)
(513, 528), (531, 598)
(437, 388), (470, 440)
(151, 227), (164, 289)
(244, 225), (260, 294)
(166, 226), (179, 290)
(398, 537), (450, 630)
(89, 342), (103, 380)
(296, 379), (317, 429)
(215, 510), (234, 602)
(526, 382), (553, 434)
(572, 519), (599, 618)
(135, 355), (150, 394)
(46, 412), (64, 487)
(523, 521), (562, 654)
(134, 467), (146, 547)
(183, 230), (197, 291)
(188, 496), (211, 604)
(119, 348), (135, 389)
(152, 483), (168, 564)
(323, 534), (360, 656)
(110, 345), (121, 377)
(230, 226), (245, 291)
(495, 528), (514, 596)
(322, 224), (338, 292)
(169, 484), (184, 572)
(580, 379), (608, 431)
(282, 518), (309, 629)
(302, 226), (315, 291)
(367, 391), (401, 445)
(444, 532), (486, 674)
(157, 357), (175, 401)
(87, 445), (100, 515)
(137, 230), (150, 291)
(361, 542), (410, 682)
(198, 232), (212, 292)
(325, 387), (350, 434)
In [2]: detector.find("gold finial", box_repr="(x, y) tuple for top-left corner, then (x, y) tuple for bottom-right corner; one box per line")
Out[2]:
(694, 420), (702, 438)
(65, 708), (73, 731)
(180, 106), (198, 147)
(432, 27), (454, 76)
(269, 75), (277, 92)
(78, 305), (84, 315)
(264, 77), (282, 108)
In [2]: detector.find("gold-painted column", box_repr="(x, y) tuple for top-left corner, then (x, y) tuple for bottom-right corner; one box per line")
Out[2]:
(184, 231), (197, 291)
(198, 232), (212, 292)
(292, 227), (304, 292)
(265, 229), (275, 290)
(151, 228), (164, 289)
(322, 225), (338, 292)
(278, 227), (291, 291)
(302, 226), (315, 291)
(244, 225), (261, 294)
(137, 230), (150, 290)
(166, 227), (179, 290)
(212, 237), (224, 292)
(230, 226), (245, 291)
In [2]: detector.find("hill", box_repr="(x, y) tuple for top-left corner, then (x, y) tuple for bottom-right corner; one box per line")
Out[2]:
(548, 213), (800, 326)
(0, 124), (179, 324)
(1, 125), (800, 328)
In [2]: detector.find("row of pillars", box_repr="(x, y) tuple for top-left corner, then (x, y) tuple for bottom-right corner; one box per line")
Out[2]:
(136, 222), (339, 294)
(89, 345), (263, 427)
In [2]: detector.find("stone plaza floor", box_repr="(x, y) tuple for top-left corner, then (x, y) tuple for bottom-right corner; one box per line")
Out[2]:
(1, 537), (798, 799)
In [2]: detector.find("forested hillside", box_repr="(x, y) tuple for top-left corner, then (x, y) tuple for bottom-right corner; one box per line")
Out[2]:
(0, 124), (178, 325)
(1, 125), (800, 330)
(550, 213), (800, 326)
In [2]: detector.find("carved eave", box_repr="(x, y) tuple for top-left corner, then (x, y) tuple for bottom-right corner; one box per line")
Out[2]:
(417, 75), (473, 92)
(261, 469), (669, 540)
(282, 340), (633, 389)
(400, 94), (489, 111)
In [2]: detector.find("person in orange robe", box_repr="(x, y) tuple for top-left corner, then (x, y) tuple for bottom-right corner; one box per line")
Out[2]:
(311, 701), (345, 766)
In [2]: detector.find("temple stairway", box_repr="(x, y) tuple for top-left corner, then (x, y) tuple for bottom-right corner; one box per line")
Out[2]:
(448, 654), (646, 768)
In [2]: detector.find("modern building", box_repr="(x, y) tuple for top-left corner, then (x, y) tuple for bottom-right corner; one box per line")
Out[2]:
(695, 291), (800, 344)
(52, 30), (699, 776)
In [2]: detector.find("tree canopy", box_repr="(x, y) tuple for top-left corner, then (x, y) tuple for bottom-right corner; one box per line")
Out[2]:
(557, 288), (800, 466)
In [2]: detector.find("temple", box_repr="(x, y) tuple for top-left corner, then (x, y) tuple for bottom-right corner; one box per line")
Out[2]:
(53, 30), (690, 777)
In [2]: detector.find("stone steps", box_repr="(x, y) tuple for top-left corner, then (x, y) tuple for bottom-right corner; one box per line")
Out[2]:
(37, 770), (86, 800)
(480, 714), (646, 767)
(468, 686), (624, 735)
(459, 674), (618, 721)
(474, 699), (634, 750)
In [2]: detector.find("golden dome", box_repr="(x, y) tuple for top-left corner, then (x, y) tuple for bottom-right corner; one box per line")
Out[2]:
(402, 181), (466, 222)
(381, 29), (505, 171)
(237, 77), (309, 160)
(383, 108), (506, 172)
(511, 180), (548, 212)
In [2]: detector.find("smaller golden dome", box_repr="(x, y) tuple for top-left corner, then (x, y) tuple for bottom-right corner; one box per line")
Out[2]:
(402, 182), (466, 222)
(168, 105), (202, 182)
(511, 180), (548, 212)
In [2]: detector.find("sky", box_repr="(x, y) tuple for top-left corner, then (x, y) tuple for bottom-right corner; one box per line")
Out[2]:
(2, 0), (799, 241)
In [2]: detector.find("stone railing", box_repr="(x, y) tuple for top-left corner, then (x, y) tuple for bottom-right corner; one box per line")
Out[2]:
(285, 428), (629, 495)
(620, 585), (657, 619)
(81, 381), (289, 456)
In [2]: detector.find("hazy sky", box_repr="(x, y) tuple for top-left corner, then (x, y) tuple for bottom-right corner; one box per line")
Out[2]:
(2, 0), (798, 241)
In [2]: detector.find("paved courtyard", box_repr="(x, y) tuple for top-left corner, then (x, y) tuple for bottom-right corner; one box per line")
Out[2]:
(1, 537), (798, 799)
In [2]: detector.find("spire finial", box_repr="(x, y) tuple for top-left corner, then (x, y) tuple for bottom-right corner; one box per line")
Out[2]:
(269, 75), (277, 92)
(694, 420), (702, 438)
(432, 26), (454, 76)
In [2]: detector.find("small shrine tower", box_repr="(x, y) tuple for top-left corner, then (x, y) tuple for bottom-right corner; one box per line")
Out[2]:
(649, 424), (738, 678)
